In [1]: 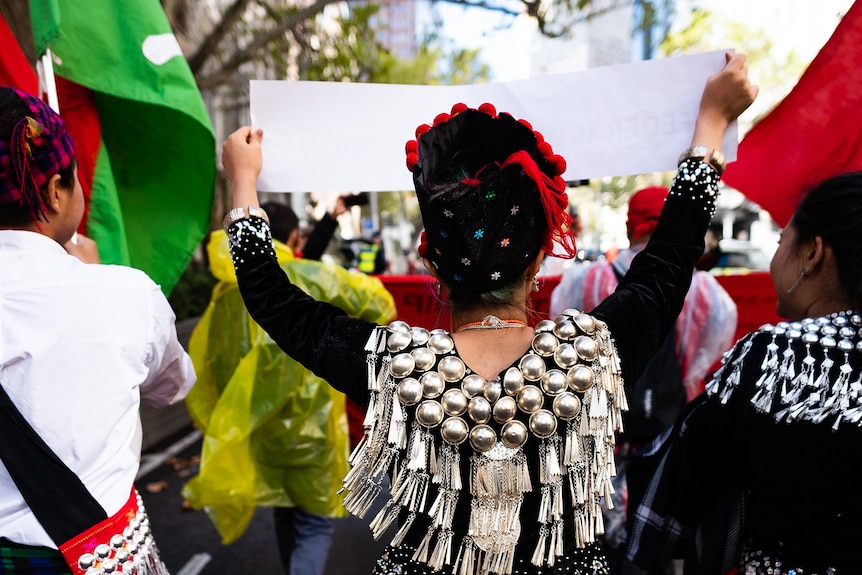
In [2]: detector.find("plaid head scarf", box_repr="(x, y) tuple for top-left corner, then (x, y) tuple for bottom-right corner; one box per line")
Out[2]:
(0, 87), (75, 222)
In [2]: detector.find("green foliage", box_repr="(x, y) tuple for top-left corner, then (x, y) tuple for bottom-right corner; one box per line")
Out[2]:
(591, 172), (674, 212)
(168, 263), (217, 321)
(660, 8), (806, 119)
(285, 4), (490, 85)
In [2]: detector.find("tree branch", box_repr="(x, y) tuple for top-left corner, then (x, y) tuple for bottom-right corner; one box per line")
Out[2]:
(195, 0), (337, 89)
(188, 0), (255, 75)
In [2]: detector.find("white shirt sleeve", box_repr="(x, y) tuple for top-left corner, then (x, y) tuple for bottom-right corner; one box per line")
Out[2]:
(140, 285), (196, 407)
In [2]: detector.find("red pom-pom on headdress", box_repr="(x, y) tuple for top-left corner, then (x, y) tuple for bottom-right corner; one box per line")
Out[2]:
(451, 102), (469, 115)
(477, 103), (497, 116)
(433, 112), (451, 126)
(417, 230), (429, 258)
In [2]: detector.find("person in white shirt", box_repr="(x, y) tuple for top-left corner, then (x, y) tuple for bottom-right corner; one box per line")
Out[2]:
(0, 86), (195, 573)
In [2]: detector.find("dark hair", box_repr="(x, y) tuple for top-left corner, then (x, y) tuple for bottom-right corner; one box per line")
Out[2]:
(260, 201), (299, 244)
(791, 172), (862, 310)
(0, 87), (76, 227)
(430, 164), (544, 315)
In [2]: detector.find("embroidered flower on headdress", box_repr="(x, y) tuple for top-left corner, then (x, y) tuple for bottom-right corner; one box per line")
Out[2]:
(500, 238), (510, 247)
(491, 271), (501, 280)
(443, 209), (454, 218)
(474, 229), (484, 239)
(461, 258), (471, 266)
(511, 205), (520, 215)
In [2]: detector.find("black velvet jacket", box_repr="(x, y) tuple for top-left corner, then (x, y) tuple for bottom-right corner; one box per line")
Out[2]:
(228, 159), (719, 572)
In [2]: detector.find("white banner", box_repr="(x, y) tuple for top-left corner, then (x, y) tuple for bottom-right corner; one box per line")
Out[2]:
(250, 50), (736, 192)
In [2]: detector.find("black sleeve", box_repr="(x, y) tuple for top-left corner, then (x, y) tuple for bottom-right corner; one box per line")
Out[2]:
(591, 159), (719, 386)
(228, 218), (376, 407)
(301, 212), (339, 261)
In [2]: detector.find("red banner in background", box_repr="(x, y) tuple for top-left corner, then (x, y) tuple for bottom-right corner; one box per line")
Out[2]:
(378, 272), (779, 345)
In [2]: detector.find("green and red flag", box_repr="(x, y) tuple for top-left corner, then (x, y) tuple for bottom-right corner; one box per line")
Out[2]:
(2, 1), (215, 295)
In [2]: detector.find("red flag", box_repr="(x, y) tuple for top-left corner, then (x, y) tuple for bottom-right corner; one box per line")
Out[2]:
(722, 1), (862, 227)
(0, 13), (38, 94)
(0, 14), (103, 237)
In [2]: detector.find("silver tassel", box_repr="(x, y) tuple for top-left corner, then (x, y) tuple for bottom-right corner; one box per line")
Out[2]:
(389, 511), (416, 547)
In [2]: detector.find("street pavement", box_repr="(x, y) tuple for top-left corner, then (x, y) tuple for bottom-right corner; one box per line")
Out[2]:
(137, 427), (390, 575)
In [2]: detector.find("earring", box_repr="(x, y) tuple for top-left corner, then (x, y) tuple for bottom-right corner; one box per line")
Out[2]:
(532, 276), (540, 292)
(786, 265), (809, 294)
(436, 282), (441, 295)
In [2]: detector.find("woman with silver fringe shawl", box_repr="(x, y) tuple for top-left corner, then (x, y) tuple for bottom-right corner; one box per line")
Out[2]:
(220, 54), (755, 575)
(625, 179), (862, 572)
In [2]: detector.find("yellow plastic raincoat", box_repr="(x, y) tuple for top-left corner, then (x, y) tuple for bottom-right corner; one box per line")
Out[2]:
(182, 231), (396, 543)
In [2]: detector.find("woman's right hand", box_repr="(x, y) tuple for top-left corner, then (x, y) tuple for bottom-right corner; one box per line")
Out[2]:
(222, 126), (263, 208)
(692, 52), (758, 149)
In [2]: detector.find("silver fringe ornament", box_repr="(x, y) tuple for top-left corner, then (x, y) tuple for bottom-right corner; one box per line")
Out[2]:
(340, 311), (625, 573)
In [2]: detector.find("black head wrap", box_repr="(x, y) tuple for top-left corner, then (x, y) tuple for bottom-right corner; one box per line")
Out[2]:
(409, 103), (575, 294)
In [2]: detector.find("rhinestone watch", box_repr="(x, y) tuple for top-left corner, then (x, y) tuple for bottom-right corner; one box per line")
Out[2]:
(678, 145), (726, 176)
(222, 205), (270, 231)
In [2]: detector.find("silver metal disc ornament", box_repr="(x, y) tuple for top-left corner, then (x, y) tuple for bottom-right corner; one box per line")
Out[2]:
(389, 353), (416, 378)
(535, 319), (556, 333)
(441, 417), (469, 445)
(567, 365), (595, 392)
(574, 335), (599, 362)
(532, 332), (559, 357)
(553, 343), (579, 368)
(411, 326), (431, 346)
(552, 392), (581, 420)
(493, 396), (518, 423)
(553, 320), (577, 340)
(501, 420), (528, 448)
(420, 372), (446, 398)
(411, 347), (436, 372)
(541, 369), (567, 395)
(516, 385), (544, 413)
(438, 356), (467, 382)
(396, 377), (423, 406)
(503, 367), (525, 395)
(461, 374), (487, 398)
(519, 353), (546, 381)
(469, 424), (497, 452)
(441, 388), (469, 416)
(386, 330), (412, 353)
(428, 333), (455, 355)
(467, 396), (492, 424)
(387, 320), (411, 333)
(559, 308), (581, 319)
(484, 379), (502, 403)
(416, 400), (445, 428)
(529, 409), (557, 437)
(574, 313), (596, 334)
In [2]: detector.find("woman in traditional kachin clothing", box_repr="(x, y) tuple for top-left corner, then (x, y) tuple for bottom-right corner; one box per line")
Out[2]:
(219, 54), (755, 574)
(625, 172), (862, 574)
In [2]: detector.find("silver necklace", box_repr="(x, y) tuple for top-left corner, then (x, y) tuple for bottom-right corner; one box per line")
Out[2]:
(455, 314), (528, 332)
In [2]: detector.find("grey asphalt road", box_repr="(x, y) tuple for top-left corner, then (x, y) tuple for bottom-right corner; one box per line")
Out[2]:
(136, 428), (390, 575)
